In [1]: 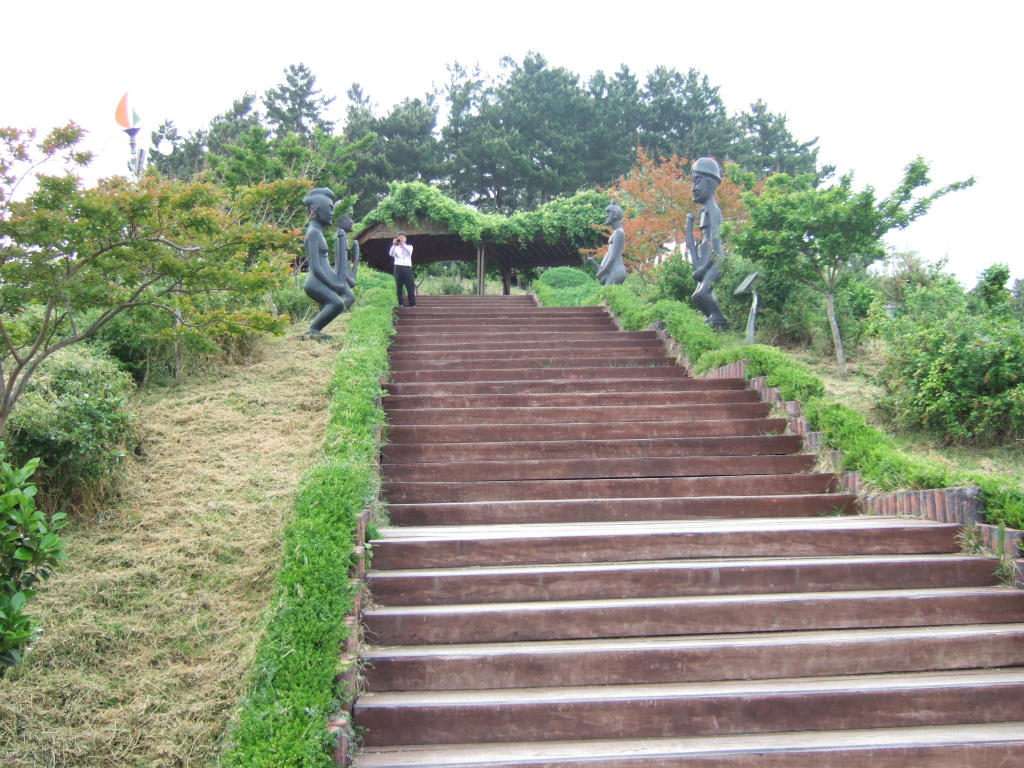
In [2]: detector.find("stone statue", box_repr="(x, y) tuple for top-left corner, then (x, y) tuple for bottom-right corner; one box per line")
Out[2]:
(334, 206), (359, 297)
(588, 200), (627, 286)
(685, 157), (729, 329)
(302, 188), (350, 339)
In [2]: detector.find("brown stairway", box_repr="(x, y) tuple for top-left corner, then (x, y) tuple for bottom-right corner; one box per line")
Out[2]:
(353, 295), (1024, 767)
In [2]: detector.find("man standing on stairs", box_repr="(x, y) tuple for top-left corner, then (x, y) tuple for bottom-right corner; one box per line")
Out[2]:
(390, 231), (416, 307)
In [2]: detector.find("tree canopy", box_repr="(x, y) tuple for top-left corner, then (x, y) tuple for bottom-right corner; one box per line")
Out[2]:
(735, 158), (974, 376)
(0, 124), (299, 435)
(150, 57), (831, 220)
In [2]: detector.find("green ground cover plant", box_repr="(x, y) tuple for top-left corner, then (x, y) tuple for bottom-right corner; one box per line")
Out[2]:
(0, 449), (67, 677)
(224, 268), (394, 767)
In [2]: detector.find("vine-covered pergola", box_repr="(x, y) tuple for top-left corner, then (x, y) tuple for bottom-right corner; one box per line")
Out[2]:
(356, 182), (609, 294)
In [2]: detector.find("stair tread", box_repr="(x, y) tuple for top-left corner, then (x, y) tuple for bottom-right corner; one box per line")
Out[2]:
(355, 722), (1024, 766)
(375, 515), (952, 541)
(369, 553), (993, 579)
(364, 586), (1019, 617)
(364, 622), (1024, 659)
(356, 667), (1024, 707)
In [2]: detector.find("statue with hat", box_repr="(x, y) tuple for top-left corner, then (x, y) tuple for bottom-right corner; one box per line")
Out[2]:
(588, 199), (627, 286)
(685, 157), (729, 329)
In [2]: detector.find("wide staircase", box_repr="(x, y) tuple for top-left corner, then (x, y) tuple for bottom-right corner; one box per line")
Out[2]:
(353, 295), (1024, 767)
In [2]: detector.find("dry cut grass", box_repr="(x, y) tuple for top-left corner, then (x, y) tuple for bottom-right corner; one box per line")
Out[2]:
(0, 322), (345, 767)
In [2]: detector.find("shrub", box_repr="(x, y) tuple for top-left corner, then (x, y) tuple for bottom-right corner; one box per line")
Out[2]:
(876, 286), (1024, 444)
(533, 269), (602, 307)
(90, 305), (177, 382)
(5, 345), (138, 513)
(650, 252), (695, 303)
(692, 343), (1024, 529)
(271, 284), (318, 324)
(651, 300), (720, 364)
(0, 447), (67, 677)
(694, 344), (825, 403)
(437, 276), (467, 295)
(601, 285), (657, 330)
(537, 266), (596, 290)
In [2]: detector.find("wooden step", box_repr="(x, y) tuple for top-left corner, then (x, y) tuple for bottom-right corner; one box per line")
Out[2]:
(362, 623), (1024, 691)
(384, 420), (787, 447)
(354, 669), (1024, 745)
(363, 587), (1023, 645)
(385, 378), (748, 397)
(387, 403), (771, 426)
(383, 434), (796, 463)
(383, 467), (829, 504)
(391, 355), (675, 372)
(384, 454), (814, 483)
(383, 391), (758, 410)
(368, 517), (958, 570)
(392, 329), (627, 342)
(386, 493), (857, 526)
(396, 307), (608, 317)
(367, 554), (998, 606)
(395, 318), (617, 330)
(354, 722), (1024, 767)
(391, 333), (661, 348)
(359, 298), (1024, 765)
(391, 366), (695, 384)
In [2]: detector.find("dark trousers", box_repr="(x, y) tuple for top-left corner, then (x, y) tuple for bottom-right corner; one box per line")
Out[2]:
(394, 265), (416, 306)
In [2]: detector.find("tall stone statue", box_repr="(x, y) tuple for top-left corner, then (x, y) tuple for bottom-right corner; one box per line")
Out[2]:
(334, 206), (359, 297)
(588, 200), (627, 286)
(685, 157), (729, 329)
(302, 188), (350, 340)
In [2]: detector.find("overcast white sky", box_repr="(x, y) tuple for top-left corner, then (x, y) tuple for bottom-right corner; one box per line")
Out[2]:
(7, 0), (1021, 287)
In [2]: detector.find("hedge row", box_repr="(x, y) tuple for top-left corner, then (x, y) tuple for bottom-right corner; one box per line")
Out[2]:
(225, 269), (394, 767)
(535, 268), (1024, 530)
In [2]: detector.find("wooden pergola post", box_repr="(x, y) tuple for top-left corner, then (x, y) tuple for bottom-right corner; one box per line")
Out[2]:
(476, 244), (487, 296)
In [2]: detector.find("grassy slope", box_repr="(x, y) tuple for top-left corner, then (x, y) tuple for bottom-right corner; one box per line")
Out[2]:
(787, 345), (1024, 492)
(0, 324), (344, 768)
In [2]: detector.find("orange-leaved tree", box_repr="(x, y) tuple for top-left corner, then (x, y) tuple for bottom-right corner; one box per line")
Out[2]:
(584, 148), (753, 278)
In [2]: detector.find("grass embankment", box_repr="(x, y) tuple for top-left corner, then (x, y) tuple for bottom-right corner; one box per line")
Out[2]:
(534, 270), (1024, 530)
(0, 269), (396, 767)
(224, 269), (393, 766)
(0, 320), (344, 766)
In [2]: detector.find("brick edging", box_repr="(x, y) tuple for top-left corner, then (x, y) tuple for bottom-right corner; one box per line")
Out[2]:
(696, 357), (1024, 580)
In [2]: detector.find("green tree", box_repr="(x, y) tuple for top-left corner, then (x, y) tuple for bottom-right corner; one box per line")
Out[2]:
(735, 158), (974, 376)
(733, 99), (833, 179)
(0, 124), (298, 435)
(441, 54), (597, 211)
(343, 85), (443, 218)
(585, 65), (644, 187)
(969, 262), (1013, 316)
(639, 67), (738, 161)
(263, 63), (335, 140)
(149, 95), (263, 180)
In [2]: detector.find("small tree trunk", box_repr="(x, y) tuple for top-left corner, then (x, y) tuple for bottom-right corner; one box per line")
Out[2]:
(825, 290), (848, 378)
(173, 281), (184, 380)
